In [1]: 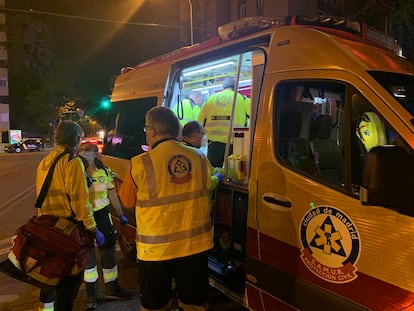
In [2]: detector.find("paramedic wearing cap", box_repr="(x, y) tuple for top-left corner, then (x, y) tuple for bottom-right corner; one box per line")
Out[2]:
(119, 107), (213, 311)
(79, 142), (132, 309)
(198, 77), (249, 167)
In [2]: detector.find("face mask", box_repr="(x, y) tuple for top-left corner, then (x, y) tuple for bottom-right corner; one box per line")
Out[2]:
(201, 134), (208, 147)
(199, 144), (208, 157)
(80, 150), (95, 162)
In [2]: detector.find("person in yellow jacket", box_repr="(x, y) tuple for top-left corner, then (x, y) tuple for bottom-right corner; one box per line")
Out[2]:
(35, 120), (104, 311)
(79, 143), (133, 310)
(119, 107), (214, 311)
(197, 77), (249, 167)
(172, 90), (204, 126)
(181, 120), (224, 189)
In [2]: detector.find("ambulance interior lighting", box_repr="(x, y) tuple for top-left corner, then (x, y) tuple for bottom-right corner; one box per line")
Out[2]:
(314, 97), (327, 104)
(183, 61), (235, 76)
(192, 79), (252, 92)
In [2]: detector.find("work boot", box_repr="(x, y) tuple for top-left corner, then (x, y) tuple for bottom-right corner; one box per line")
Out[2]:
(104, 279), (133, 300)
(85, 282), (98, 310)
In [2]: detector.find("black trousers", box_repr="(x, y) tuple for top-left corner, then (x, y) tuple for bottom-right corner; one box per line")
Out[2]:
(139, 251), (209, 310)
(40, 272), (83, 311)
(208, 141), (233, 167)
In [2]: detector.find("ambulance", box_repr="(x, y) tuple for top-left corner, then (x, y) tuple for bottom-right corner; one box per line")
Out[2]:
(101, 15), (414, 310)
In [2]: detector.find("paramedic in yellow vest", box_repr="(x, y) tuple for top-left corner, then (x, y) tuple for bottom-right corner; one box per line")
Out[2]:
(172, 90), (203, 126)
(356, 111), (387, 152)
(198, 77), (249, 167)
(119, 107), (213, 311)
(35, 121), (102, 311)
(181, 120), (224, 189)
(79, 142), (132, 310)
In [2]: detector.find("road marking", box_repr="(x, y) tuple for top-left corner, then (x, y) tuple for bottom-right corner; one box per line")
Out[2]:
(0, 294), (19, 303)
(0, 246), (10, 256)
(0, 184), (35, 217)
(0, 236), (13, 246)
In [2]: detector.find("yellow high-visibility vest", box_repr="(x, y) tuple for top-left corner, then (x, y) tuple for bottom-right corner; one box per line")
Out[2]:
(356, 111), (386, 152)
(198, 89), (249, 143)
(89, 167), (114, 212)
(172, 99), (195, 126)
(131, 139), (213, 261)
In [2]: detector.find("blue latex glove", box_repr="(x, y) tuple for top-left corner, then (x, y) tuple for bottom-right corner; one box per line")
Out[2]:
(120, 214), (128, 226)
(95, 228), (105, 247)
(214, 173), (224, 183)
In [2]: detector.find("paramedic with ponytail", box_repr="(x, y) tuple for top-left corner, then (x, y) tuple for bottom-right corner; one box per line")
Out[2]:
(119, 107), (214, 311)
(79, 142), (132, 310)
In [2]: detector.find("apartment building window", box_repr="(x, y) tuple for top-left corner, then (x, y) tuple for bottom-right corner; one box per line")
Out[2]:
(238, 0), (247, 19)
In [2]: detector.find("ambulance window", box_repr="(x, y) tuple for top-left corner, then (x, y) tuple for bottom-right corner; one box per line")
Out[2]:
(166, 49), (265, 175)
(275, 81), (345, 191)
(369, 71), (414, 117)
(102, 97), (157, 159)
(350, 91), (397, 196)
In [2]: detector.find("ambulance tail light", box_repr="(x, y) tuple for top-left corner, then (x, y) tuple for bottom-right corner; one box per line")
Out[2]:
(218, 16), (289, 41)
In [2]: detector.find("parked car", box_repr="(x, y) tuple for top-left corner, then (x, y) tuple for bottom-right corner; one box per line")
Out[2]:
(5, 138), (44, 153)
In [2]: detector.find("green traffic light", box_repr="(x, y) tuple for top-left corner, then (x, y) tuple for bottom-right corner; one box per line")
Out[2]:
(101, 97), (111, 109)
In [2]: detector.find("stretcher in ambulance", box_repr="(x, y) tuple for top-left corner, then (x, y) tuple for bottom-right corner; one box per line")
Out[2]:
(101, 16), (414, 310)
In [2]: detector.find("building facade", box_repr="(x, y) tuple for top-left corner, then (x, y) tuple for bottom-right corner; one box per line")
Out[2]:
(0, 0), (9, 146)
(180, 0), (392, 46)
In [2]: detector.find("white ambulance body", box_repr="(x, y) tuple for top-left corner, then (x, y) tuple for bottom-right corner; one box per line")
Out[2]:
(102, 16), (414, 310)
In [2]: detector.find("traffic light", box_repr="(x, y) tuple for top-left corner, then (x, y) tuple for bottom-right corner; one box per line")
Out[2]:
(100, 96), (111, 109)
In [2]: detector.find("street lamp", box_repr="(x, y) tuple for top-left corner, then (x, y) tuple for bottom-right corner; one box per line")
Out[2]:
(186, 0), (193, 45)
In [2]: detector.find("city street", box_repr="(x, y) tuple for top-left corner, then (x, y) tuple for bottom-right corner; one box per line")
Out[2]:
(0, 151), (246, 311)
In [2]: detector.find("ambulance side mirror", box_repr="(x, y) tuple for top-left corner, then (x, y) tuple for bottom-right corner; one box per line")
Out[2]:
(360, 145), (414, 216)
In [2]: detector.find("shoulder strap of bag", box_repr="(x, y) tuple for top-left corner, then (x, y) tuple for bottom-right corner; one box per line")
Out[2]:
(35, 151), (69, 209)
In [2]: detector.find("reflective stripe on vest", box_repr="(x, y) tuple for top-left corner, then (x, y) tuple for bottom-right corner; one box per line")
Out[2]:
(103, 265), (118, 283)
(136, 153), (210, 207)
(133, 142), (213, 261)
(89, 168), (112, 211)
(84, 266), (99, 283)
(137, 221), (212, 244)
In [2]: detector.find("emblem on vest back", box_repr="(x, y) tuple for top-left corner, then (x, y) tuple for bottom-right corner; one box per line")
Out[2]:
(168, 155), (192, 184)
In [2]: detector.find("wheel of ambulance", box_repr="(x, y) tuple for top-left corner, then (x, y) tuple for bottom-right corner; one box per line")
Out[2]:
(118, 235), (137, 262)
(15, 147), (21, 153)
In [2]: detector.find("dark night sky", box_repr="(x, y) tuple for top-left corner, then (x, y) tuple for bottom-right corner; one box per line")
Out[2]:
(6, 0), (183, 103)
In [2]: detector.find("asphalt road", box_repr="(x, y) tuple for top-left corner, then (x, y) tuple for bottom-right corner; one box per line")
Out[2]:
(1, 246), (246, 311)
(0, 150), (247, 311)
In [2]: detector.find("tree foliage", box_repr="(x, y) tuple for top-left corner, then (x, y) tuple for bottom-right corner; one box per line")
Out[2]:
(5, 0), (180, 137)
(389, 0), (414, 60)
